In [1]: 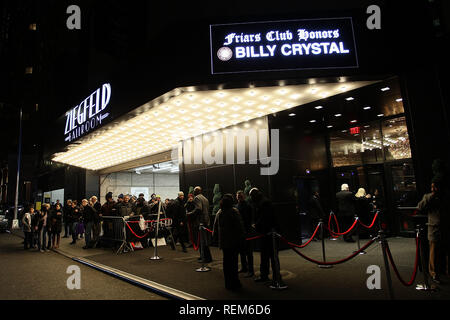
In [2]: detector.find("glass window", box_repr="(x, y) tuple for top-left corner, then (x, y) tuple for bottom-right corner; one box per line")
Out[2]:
(360, 124), (384, 164)
(330, 124), (383, 167)
(382, 117), (412, 161)
(330, 130), (363, 167)
(391, 162), (418, 207)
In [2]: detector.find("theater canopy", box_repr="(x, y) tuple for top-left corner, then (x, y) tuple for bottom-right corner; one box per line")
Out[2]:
(52, 80), (376, 171)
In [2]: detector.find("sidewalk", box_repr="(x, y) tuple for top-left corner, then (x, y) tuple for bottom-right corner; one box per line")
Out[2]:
(15, 228), (446, 301)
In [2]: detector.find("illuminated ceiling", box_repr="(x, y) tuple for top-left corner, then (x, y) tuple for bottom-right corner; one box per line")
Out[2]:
(52, 81), (376, 171)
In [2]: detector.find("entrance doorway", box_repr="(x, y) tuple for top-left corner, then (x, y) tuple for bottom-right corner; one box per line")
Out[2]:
(99, 160), (180, 203)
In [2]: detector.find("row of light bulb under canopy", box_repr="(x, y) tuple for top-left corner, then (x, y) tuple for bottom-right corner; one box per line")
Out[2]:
(52, 81), (376, 171)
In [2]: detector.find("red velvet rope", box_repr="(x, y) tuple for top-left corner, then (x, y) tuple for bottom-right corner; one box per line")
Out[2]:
(125, 222), (150, 239)
(385, 235), (420, 287)
(281, 236), (378, 266)
(245, 235), (264, 241)
(358, 212), (379, 229)
(280, 223), (321, 248)
(187, 221), (200, 251)
(327, 217), (358, 236)
(328, 213), (340, 239)
(126, 218), (171, 224)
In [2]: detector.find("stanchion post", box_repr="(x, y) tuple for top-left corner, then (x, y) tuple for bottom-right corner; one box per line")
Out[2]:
(329, 211), (338, 241)
(318, 220), (333, 269)
(354, 216), (366, 255)
(150, 201), (162, 260)
(379, 229), (395, 300)
(415, 224), (436, 291)
(196, 224), (211, 272)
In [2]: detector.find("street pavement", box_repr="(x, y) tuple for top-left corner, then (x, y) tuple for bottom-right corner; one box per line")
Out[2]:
(3, 229), (450, 301)
(0, 232), (167, 300)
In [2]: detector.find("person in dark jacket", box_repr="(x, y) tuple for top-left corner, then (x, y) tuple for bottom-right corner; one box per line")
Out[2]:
(116, 195), (134, 217)
(101, 192), (117, 216)
(236, 190), (255, 277)
(49, 203), (63, 249)
(133, 194), (149, 218)
(335, 184), (356, 242)
(40, 203), (52, 250)
(81, 199), (98, 249)
(354, 188), (372, 238)
(90, 196), (102, 248)
(32, 207), (47, 252)
(100, 192), (117, 242)
(249, 188), (286, 288)
(213, 194), (246, 291)
(187, 186), (213, 263)
(63, 199), (72, 238)
(185, 193), (196, 248)
(69, 201), (81, 245)
(168, 192), (188, 252)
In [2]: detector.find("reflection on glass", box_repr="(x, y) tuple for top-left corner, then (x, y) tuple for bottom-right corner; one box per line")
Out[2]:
(330, 131), (363, 167)
(330, 125), (384, 167)
(331, 116), (412, 167)
(391, 162), (417, 207)
(382, 117), (412, 161)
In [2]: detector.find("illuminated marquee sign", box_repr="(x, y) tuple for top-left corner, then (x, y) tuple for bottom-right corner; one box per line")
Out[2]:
(210, 18), (358, 74)
(64, 83), (111, 142)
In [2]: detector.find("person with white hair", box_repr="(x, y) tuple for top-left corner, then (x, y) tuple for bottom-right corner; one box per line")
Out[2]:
(335, 183), (356, 242)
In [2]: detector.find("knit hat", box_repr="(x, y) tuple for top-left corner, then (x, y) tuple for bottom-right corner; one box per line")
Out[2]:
(118, 194), (124, 199)
(106, 192), (113, 201)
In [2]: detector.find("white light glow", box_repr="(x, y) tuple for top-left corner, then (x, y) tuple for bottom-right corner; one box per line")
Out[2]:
(52, 81), (375, 170)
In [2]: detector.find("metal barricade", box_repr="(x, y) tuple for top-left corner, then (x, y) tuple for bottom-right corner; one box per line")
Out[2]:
(100, 216), (133, 254)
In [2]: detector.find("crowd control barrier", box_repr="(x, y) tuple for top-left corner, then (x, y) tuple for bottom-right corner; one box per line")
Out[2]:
(194, 209), (428, 298)
(100, 208), (429, 299)
(100, 216), (134, 254)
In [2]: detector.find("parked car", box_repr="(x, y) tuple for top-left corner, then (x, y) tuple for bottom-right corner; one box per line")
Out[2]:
(1, 205), (24, 231)
(0, 210), (7, 233)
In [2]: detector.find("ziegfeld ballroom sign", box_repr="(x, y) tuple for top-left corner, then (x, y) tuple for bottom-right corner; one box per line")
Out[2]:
(210, 18), (359, 74)
(64, 83), (111, 142)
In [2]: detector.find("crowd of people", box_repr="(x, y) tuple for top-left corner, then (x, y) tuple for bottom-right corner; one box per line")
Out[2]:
(20, 180), (449, 290)
(21, 186), (285, 291)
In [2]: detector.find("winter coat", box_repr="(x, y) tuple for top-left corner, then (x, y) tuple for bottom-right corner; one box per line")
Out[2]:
(235, 200), (254, 234)
(336, 190), (356, 217)
(116, 202), (134, 217)
(82, 205), (98, 223)
(187, 194), (210, 227)
(354, 196), (371, 221)
(169, 197), (187, 227)
(49, 209), (63, 233)
(69, 206), (81, 223)
(101, 201), (117, 217)
(213, 207), (245, 250)
(22, 212), (32, 232)
(418, 192), (448, 242)
(253, 197), (279, 235)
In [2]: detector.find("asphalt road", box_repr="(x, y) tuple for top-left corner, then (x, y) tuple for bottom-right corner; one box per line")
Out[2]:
(0, 232), (167, 300)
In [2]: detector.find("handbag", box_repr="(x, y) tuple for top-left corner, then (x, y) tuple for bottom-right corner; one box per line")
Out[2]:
(138, 216), (148, 231)
(76, 222), (85, 234)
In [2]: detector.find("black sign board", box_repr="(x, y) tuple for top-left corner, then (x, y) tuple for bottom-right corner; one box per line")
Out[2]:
(210, 17), (359, 74)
